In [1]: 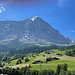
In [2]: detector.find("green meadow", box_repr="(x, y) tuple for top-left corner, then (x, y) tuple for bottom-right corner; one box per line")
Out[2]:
(6, 49), (75, 71)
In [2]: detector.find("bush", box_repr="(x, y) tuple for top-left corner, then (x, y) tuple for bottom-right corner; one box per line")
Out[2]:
(25, 58), (30, 63)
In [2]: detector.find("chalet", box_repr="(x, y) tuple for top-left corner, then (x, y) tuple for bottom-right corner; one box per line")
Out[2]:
(32, 60), (43, 64)
(52, 57), (59, 60)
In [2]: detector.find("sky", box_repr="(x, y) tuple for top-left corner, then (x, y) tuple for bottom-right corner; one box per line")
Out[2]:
(0, 0), (75, 40)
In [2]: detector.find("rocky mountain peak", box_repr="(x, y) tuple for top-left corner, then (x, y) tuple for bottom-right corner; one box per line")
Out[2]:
(30, 16), (39, 21)
(0, 16), (71, 44)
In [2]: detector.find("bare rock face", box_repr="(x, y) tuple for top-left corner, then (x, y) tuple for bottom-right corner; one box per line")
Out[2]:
(0, 16), (71, 44)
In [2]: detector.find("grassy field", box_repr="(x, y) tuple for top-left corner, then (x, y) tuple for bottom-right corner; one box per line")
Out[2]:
(6, 49), (75, 71)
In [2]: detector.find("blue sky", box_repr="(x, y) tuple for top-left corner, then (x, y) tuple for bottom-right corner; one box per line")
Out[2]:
(0, 0), (75, 40)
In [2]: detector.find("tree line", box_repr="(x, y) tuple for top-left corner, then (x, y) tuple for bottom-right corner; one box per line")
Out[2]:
(0, 63), (75, 75)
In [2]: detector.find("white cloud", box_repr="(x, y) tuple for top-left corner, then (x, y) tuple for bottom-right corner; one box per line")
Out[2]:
(0, 7), (5, 13)
(69, 30), (75, 33)
(57, 0), (65, 7)
(71, 30), (75, 33)
(13, 14), (16, 18)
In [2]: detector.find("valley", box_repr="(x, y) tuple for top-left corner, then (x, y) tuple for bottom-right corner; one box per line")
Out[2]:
(0, 17), (74, 75)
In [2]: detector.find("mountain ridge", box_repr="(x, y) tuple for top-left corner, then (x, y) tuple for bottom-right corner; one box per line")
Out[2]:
(0, 16), (71, 44)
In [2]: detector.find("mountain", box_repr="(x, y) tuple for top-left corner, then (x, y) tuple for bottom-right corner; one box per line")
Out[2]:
(0, 16), (71, 45)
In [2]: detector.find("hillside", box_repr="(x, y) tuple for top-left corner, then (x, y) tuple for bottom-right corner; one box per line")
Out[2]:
(4, 49), (75, 71)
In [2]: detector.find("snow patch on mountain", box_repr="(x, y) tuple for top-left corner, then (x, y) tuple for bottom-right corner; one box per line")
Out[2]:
(71, 40), (74, 43)
(30, 16), (38, 21)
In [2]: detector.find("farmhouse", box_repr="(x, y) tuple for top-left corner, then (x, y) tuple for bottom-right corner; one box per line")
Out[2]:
(32, 60), (43, 64)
